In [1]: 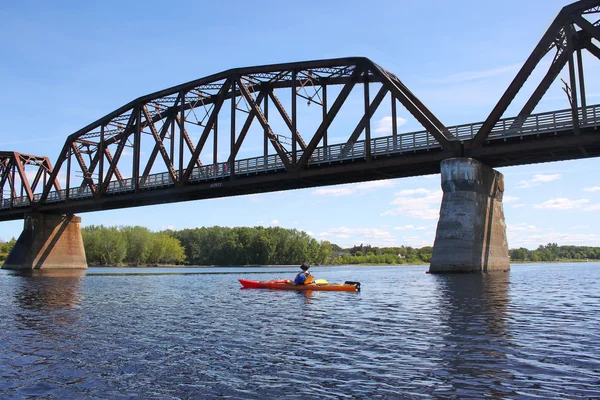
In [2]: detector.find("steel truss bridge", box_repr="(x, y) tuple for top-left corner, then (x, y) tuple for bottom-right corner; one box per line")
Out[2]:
(1, 0), (599, 222)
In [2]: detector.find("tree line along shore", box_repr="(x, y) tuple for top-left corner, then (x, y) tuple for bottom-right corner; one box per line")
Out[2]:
(0, 225), (598, 266)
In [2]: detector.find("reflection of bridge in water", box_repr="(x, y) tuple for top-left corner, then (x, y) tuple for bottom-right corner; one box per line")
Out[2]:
(1, 0), (600, 272)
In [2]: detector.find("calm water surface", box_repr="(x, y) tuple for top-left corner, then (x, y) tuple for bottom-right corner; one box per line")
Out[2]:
(1, 263), (599, 399)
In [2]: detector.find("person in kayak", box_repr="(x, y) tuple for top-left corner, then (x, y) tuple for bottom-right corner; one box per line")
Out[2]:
(294, 262), (314, 285)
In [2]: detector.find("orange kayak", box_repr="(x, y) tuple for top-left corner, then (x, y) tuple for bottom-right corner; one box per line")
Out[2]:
(238, 279), (361, 292)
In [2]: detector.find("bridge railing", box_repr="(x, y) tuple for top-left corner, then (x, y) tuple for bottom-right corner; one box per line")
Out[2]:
(2, 104), (599, 210)
(451, 104), (600, 140)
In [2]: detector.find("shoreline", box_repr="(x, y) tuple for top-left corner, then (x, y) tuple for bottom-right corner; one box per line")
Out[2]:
(88, 259), (600, 268)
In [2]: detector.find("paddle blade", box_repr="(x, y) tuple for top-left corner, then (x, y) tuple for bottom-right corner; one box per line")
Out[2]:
(315, 279), (328, 285)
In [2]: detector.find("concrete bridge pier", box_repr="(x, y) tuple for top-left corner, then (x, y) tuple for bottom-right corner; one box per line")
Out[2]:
(429, 158), (509, 273)
(2, 214), (87, 270)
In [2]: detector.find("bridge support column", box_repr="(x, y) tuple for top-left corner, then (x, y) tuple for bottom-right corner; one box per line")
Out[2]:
(429, 158), (509, 273)
(2, 214), (87, 270)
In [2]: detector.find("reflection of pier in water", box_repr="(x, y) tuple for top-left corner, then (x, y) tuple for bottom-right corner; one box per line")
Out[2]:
(431, 272), (513, 396)
(11, 270), (85, 332)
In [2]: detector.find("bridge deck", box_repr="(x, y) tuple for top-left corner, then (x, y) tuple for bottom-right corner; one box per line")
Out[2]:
(1, 103), (599, 217)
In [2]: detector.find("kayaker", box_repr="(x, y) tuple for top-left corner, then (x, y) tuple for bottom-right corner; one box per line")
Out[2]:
(294, 262), (314, 285)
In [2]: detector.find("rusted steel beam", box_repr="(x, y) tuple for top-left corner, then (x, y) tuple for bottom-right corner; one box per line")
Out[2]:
(341, 86), (388, 158)
(0, 159), (9, 201)
(100, 131), (131, 194)
(513, 50), (569, 125)
(175, 114), (203, 169)
(470, 16), (566, 148)
(62, 62), (380, 151)
(297, 68), (362, 170)
(71, 143), (96, 192)
(228, 90), (267, 163)
(182, 80), (232, 183)
(103, 147), (124, 183)
(30, 157), (55, 192)
(268, 91), (308, 151)
(236, 78), (291, 170)
(142, 106), (177, 183)
(368, 61), (452, 150)
(31, 167), (44, 193)
(13, 153), (33, 202)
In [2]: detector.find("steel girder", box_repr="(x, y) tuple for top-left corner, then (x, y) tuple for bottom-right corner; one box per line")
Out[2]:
(31, 57), (451, 205)
(0, 152), (59, 205)
(469, 0), (600, 148)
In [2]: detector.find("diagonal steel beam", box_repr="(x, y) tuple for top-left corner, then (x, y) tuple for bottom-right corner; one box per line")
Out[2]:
(142, 106), (177, 182)
(31, 167), (44, 193)
(175, 114), (203, 169)
(268, 91), (308, 150)
(14, 153), (34, 202)
(71, 143), (97, 193)
(141, 114), (174, 181)
(228, 90), (267, 163)
(99, 111), (136, 193)
(103, 147), (124, 183)
(572, 14), (600, 42)
(340, 86), (388, 158)
(513, 50), (570, 125)
(182, 80), (232, 183)
(368, 62), (452, 150)
(296, 68), (362, 170)
(100, 136), (129, 194)
(0, 160), (11, 197)
(7, 171), (16, 199)
(470, 15), (567, 148)
(585, 41), (600, 59)
(30, 157), (56, 192)
(236, 79), (291, 170)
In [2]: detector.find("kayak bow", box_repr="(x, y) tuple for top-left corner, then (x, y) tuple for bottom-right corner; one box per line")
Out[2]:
(238, 279), (361, 292)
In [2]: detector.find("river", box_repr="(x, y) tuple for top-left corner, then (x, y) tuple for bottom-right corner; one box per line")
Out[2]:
(0, 263), (599, 399)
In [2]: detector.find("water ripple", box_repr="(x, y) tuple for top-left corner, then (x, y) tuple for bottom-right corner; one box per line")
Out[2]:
(0, 263), (599, 398)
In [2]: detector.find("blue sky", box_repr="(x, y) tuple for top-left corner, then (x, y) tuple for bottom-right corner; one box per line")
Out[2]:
(1, 0), (599, 249)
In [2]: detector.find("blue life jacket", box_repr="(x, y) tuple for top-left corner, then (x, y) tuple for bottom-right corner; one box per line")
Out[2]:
(294, 272), (308, 285)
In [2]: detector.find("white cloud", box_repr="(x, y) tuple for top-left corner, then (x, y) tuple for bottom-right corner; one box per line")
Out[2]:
(312, 180), (396, 197)
(394, 188), (432, 196)
(518, 174), (561, 188)
(315, 227), (397, 247)
(401, 235), (434, 248)
(393, 225), (429, 231)
(583, 186), (600, 192)
(382, 188), (442, 220)
(512, 203), (527, 208)
(270, 220), (279, 226)
(569, 225), (590, 230)
(510, 232), (600, 249)
(503, 196), (519, 202)
(584, 204), (600, 211)
(533, 198), (589, 210)
(312, 187), (354, 196)
(507, 223), (541, 232)
(375, 116), (408, 133)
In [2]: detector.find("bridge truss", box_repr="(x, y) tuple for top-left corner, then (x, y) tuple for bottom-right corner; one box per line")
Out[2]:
(0, 0), (599, 221)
